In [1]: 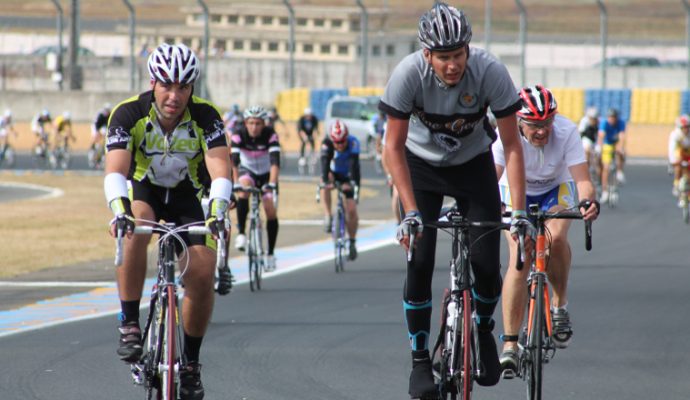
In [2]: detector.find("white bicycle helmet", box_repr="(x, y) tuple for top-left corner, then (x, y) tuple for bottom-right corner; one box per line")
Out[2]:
(418, 2), (472, 52)
(243, 106), (268, 120)
(147, 43), (200, 84)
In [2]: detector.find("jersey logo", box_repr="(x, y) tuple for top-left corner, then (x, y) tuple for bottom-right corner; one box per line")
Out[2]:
(432, 133), (462, 152)
(107, 126), (131, 147)
(458, 92), (478, 108)
(205, 120), (225, 144)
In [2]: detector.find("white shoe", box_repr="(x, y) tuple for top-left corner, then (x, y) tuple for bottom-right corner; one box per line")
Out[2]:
(298, 157), (306, 166)
(600, 190), (609, 203)
(234, 234), (246, 251)
(616, 171), (625, 185)
(265, 255), (276, 271)
(672, 186), (680, 197)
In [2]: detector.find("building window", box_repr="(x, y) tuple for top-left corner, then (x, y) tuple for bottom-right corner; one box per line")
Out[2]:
(303, 43), (314, 53)
(250, 41), (261, 51)
(182, 38), (193, 48)
(314, 18), (325, 27)
(331, 19), (343, 28)
(164, 37), (175, 44)
(216, 39), (227, 51)
(297, 18), (308, 26)
(350, 20), (360, 31)
(228, 15), (239, 24)
(386, 44), (395, 56)
(262, 16), (273, 25)
(320, 44), (331, 54)
(233, 40), (244, 50)
(211, 14), (222, 23)
(279, 17), (289, 25)
(245, 15), (256, 25)
(372, 45), (381, 57)
(268, 42), (279, 52)
(337, 45), (349, 55)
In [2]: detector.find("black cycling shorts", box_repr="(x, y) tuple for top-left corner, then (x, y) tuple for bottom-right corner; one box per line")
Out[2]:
(131, 180), (209, 254)
(238, 168), (280, 193)
(330, 172), (355, 199)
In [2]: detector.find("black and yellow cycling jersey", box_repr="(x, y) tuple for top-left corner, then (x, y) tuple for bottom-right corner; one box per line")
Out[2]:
(54, 116), (72, 133)
(105, 90), (227, 192)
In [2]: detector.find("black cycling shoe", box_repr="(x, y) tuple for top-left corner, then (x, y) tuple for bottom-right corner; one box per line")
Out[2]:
(117, 321), (143, 362)
(409, 350), (439, 399)
(215, 266), (234, 295)
(348, 239), (358, 261)
(475, 324), (501, 387)
(180, 362), (205, 400)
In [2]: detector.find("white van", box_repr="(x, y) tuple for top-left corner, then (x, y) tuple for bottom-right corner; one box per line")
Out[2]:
(324, 95), (380, 155)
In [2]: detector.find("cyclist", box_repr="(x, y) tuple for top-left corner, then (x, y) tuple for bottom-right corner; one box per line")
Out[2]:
(319, 119), (361, 260)
(669, 114), (690, 199)
(53, 111), (76, 151)
(380, 3), (530, 397)
(0, 109), (18, 154)
(578, 107), (600, 172)
(265, 106), (286, 132)
(231, 105), (281, 272)
(104, 43), (231, 400)
(31, 108), (53, 156)
(297, 107), (319, 167)
(223, 104), (243, 135)
(492, 85), (600, 377)
(89, 103), (111, 152)
(597, 107), (627, 202)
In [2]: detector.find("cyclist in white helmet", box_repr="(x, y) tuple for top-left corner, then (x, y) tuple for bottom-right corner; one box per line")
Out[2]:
(104, 42), (231, 400)
(381, 3), (530, 397)
(0, 109), (18, 155)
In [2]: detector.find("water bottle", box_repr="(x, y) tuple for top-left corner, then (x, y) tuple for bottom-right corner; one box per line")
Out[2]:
(446, 300), (457, 328)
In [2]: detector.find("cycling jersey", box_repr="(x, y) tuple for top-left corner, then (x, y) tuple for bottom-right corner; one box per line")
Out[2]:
(32, 115), (52, 134)
(230, 125), (280, 176)
(54, 116), (71, 133)
(671, 129), (690, 162)
(0, 116), (12, 137)
(297, 115), (319, 136)
(224, 113), (243, 134)
(599, 118), (626, 145)
(106, 90), (226, 192)
(578, 116), (598, 144)
(320, 136), (361, 185)
(93, 110), (110, 134)
(379, 48), (521, 167)
(493, 114), (586, 196)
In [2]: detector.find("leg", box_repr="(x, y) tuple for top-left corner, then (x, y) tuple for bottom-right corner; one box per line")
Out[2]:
(500, 231), (530, 354)
(344, 195), (359, 261)
(263, 194), (279, 265)
(544, 217), (573, 308)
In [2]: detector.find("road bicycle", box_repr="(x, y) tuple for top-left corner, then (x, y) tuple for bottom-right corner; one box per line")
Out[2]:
(114, 219), (226, 400)
(87, 141), (105, 169)
(420, 211), (510, 400)
(0, 143), (15, 168)
(602, 148), (621, 207)
(316, 181), (357, 273)
(49, 144), (71, 170)
(678, 160), (690, 224)
(511, 203), (593, 400)
(234, 186), (275, 291)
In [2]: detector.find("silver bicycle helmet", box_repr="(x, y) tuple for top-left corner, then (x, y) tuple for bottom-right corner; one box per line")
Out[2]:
(243, 105), (268, 120)
(418, 2), (472, 52)
(147, 43), (200, 85)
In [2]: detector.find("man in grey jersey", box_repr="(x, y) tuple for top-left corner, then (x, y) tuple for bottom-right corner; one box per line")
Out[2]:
(380, 3), (530, 398)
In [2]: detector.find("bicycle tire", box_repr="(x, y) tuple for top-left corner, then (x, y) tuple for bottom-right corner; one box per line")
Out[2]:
(461, 290), (472, 400)
(248, 224), (257, 292)
(254, 223), (263, 290)
(144, 293), (163, 399)
(526, 277), (544, 400)
(160, 285), (178, 400)
(333, 208), (345, 273)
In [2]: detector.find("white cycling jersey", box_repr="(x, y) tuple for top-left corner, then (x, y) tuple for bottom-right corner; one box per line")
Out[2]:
(493, 114), (586, 195)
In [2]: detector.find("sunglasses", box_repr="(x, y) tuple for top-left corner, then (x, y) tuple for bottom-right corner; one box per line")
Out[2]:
(521, 117), (554, 130)
(333, 140), (347, 145)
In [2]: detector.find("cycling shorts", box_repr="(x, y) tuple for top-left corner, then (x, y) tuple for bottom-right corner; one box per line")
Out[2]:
(500, 181), (577, 219)
(329, 172), (355, 199)
(601, 143), (618, 165)
(131, 180), (214, 253)
(237, 168), (279, 199)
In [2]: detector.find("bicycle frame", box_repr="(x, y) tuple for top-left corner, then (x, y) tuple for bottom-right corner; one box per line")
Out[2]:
(428, 213), (509, 400)
(316, 182), (350, 273)
(115, 221), (224, 400)
(234, 186), (266, 291)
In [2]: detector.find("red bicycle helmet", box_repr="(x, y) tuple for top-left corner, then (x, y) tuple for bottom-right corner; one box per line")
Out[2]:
(329, 120), (349, 142)
(517, 85), (558, 121)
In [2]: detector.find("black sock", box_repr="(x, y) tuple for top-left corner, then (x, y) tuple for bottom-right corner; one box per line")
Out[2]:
(267, 218), (279, 255)
(119, 300), (140, 324)
(236, 198), (249, 234)
(184, 333), (204, 364)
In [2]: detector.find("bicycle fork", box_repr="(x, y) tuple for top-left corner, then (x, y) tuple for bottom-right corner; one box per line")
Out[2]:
(525, 273), (556, 364)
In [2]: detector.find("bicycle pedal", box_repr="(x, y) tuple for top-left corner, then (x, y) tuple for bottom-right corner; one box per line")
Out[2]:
(500, 369), (517, 380)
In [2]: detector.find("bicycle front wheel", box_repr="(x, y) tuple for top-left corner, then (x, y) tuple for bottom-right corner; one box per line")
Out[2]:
(526, 278), (545, 400)
(333, 210), (345, 273)
(460, 290), (473, 400)
(160, 285), (179, 400)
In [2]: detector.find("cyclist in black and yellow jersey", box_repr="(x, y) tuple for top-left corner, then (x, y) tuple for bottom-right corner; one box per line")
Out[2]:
(104, 43), (232, 400)
(53, 111), (76, 150)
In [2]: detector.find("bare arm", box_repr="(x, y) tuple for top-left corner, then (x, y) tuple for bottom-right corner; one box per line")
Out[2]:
(104, 148), (131, 176)
(384, 116), (416, 214)
(204, 146), (232, 181)
(496, 114), (526, 212)
(569, 162), (599, 221)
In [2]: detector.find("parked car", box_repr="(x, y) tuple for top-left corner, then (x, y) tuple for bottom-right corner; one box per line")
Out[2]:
(324, 95), (379, 155)
(31, 45), (95, 57)
(593, 56), (660, 67)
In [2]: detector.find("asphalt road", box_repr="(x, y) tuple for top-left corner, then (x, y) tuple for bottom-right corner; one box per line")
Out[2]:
(0, 162), (688, 399)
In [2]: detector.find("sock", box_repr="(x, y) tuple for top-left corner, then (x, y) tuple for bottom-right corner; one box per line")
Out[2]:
(119, 300), (140, 324)
(184, 333), (204, 364)
(266, 218), (279, 255)
(403, 300), (432, 351)
(236, 198), (249, 234)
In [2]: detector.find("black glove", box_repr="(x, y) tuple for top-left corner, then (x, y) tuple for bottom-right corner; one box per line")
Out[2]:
(109, 197), (135, 235)
(396, 211), (423, 243)
(206, 198), (229, 238)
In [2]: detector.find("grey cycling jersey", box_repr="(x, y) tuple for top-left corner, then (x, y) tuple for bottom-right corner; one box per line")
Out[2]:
(379, 48), (521, 167)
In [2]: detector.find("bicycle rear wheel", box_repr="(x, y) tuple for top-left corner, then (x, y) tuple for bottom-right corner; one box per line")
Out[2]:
(526, 278), (545, 400)
(460, 290), (473, 400)
(248, 224), (259, 292)
(333, 209), (345, 273)
(254, 224), (263, 290)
